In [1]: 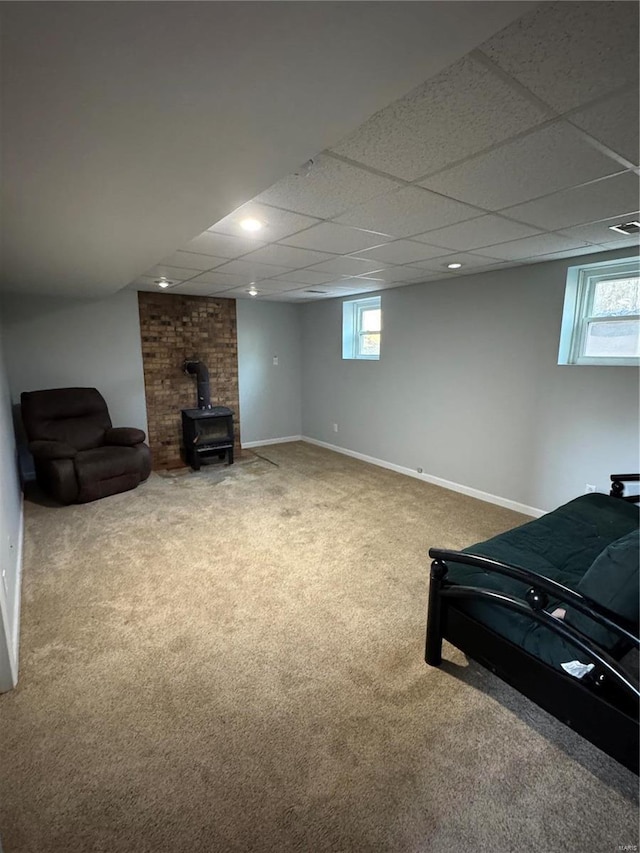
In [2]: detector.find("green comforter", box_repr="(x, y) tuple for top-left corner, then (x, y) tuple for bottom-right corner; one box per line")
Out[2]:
(445, 493), (640, 668)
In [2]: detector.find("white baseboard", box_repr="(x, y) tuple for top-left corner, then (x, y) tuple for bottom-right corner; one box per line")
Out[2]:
(301, 436), (545, 518)
(242, 435), (302, 449)
(11, 497), (24, 678)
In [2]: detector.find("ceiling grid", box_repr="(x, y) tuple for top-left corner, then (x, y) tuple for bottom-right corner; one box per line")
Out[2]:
(129, 1), (639, 302)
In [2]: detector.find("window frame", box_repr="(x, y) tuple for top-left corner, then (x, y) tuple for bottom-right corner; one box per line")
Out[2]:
(342, 296), (381, 361)
(558, 256), (640, 367)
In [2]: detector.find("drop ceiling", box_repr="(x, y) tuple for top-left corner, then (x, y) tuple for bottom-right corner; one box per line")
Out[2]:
(132, 2), (640, 303)
(0, 1), (534, 299)
(2, 2), (638, 304)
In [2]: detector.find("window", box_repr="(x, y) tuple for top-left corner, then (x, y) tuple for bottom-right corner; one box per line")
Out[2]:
(342, 296), (381, 360)
(558, 257), (640, 366)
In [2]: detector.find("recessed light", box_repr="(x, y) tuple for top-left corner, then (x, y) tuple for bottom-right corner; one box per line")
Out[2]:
(240, 218), (263, 232)
(155, 277), (174, 288)
(446, 262), (463, 270)
(247, 286), (258, 297)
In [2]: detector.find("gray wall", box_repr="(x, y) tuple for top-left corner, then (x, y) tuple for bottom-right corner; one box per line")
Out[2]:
(0, 290), (305, 454)
(1, 290), (148, 434)
(236, 300), (302, 444)
(301, 248), (640, 513)
(0, 317), (23, 690)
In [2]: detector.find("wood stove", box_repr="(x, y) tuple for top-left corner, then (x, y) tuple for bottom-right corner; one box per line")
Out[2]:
(181, 406), (234, 470)
(181, 358), (234, 470)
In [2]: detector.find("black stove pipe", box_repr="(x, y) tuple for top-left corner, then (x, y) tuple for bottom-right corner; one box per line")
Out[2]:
(183, 360), (211, 409)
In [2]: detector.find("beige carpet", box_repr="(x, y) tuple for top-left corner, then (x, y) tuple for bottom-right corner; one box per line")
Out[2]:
(0, 442), (637, 852)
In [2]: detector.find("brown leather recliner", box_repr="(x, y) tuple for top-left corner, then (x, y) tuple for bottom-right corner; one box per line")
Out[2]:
(21, 387), (152, 504)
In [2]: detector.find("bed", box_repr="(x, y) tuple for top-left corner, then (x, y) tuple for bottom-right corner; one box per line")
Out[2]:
(425, 474), (639, 773)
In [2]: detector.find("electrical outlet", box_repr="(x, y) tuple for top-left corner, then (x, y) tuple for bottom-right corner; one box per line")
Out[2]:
(332, 423), (338, 433)
(585, 484), (596, 494)
(272, 356), (279, 366)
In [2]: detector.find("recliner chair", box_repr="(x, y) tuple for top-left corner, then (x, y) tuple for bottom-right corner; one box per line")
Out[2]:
(21, 387), (151, 504)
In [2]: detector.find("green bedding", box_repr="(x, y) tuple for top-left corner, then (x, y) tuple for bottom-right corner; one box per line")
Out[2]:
(444, 493), (640, 669)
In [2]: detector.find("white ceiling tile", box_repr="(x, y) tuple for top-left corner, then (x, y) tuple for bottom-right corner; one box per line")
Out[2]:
(357, 266), (434, 284)
(186, 271), (249, 288)
(473, 233), (593, 261)
(332, 286), (385, 298)
(258, 279), (305, 292)
(480, 2), (639, 112)
(169, 282), (235, 296)
(146, 265), (200, 282)
(256, 293), (298, 302)
(352, 279), (398, 293)
(275, 269), (338, 286)
(221, 280), (299, 297)
(213, 259), (294, 281)
(413, 214), (541, 251)
(567, 88), (640, 166)
(340, 275), (386, 286)
(419, 123), (622, 211)
(324, 278), (383, 293)
(557, 213), (640, 245)
(391, 266), (442, 282)
(333, 123), (431, 184)
(307, 256), (385, 277)
(247, 279), (301, 291)
(455, 261), (519, 275)
(253, 154), (402, 219)
(501, 172), (640, 231)
(335, 186), (481, 238)
(217, 289), (259, 300)
(330, 55), (548, 180)
(159, 251), (227, 271)
(239, 244), (335, 269)
(282, 222), (389, 254)
(253, 293), (297, 302)
(261, 288), (335, 301)
(353, 240), (451, 265)
(519, 245), (612, 264)
(342, 284), (385, 295)
(416, 252), (511, 272)
(208, 202), (320, 242)
(130, 275), (164, 292)
(183, 231), (265, 258)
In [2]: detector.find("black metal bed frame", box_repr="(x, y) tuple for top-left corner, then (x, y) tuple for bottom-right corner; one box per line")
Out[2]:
(425, 474), (640, 774)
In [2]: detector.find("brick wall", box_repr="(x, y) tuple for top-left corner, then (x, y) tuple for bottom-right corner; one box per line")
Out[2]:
(138, 292), (241, 469)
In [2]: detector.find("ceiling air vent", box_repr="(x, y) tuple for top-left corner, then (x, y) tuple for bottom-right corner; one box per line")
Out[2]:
(609, 220), (640, 235)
